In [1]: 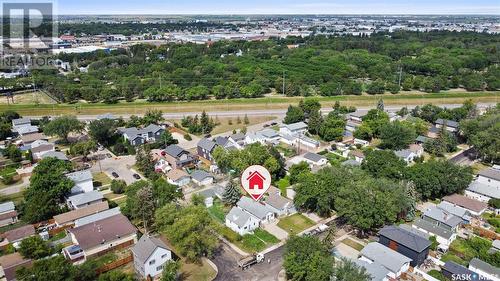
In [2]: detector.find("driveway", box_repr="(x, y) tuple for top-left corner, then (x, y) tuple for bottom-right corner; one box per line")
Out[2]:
(90, 154), (141, 185)
(172, 132), (200, 149)
(262, 222), (289, 240)
(212, 242), (284, 281)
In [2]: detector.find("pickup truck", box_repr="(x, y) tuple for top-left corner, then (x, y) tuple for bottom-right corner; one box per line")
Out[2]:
(238, 253), (264, 270)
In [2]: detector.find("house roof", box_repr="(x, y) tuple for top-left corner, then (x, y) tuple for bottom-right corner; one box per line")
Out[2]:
(360, 242), (412, 273)
(166, 169), (189, 181)
(298, 135), (320, 146)
(260, 129), (279, 138)
(41, 151), (69, 161)
(493, 239), (500, 250)
(198, 138), (216, 151)
(355, 260), (390, 281)
(66, 169), (93, 183)
(467, 180), (500, 199)
(164, 144), (186, 158)
(199, 188), (216, 199)
(469, 258), (500, 277)
(12, 118), (31, 126)
(3, 224), (35, 242)
(349, 111), (366, 118)
(349, 150), (365, 158)
(423, 206), (462, 228)
(478, 167), (500, 182)
(283, 121), (307, 132)
(74, 207), (121, 227)
(413, 218), (454, 239)
(227, 207), (253, 228)
(69, 214), (136, 250)
(0, 201), (15, 213)
(399, 224), (429, 239)
(131, 235), (170, 265)
(67, 190), (103, 206)
(435, 119), (459, 128)
(442, 194), (487, 214)
(230, 133), (245, 142)
(395, 149), (414, 159)
(21, 132), (48, 144)
(54, 201), (109, 225)
(379, 225), (431, 253)
(31, 143), (54, 154)
(264, 193), (291, 210)
(437, 202), (470, 220)
(214, 136), (229, 147)
(120, 124), (163, 140)
(15, 125), (39, 135)
(0, 252), (31, 281)
(416, 135), (430, 143)
(191, 170), (213, 182)
(0, 210), (17, 221)
(341, 159), (361, 166)
(237, 196), (272, 220)
(443, 261), (475, 275)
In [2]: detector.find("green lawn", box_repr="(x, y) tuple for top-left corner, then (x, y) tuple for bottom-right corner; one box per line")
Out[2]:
(276, 144), (297, 158)
(92, 172), (112, 187)
(3, 191), (24, 205)
(277, 213), (315, 234)
(444, 237), (498, 267)
(340, 238), (364, 251)
(208, 200), (227, 223)
(275, 176), (290, 195)
(48, 231), (67, 242)
(219, 226), (279, 253)
(0, 221), (28, 233)
(254, 228), (280, 244)
(325, 153), (346, 166)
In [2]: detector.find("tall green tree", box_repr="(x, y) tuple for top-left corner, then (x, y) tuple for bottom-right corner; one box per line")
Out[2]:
(307, 109), (323, 135)
(333, 258), (370, 281)
(361, 150), (407, 179)
(43, 116), (84, 143)
(379, 120), (417, 150)
(222, 179), (241, 206)
(284, 105), (305, 124)
(135, 145), (155, 179)
(88, 118), (117, 146)
(284, 235), (334, 281)
(18, 236), (53, 259)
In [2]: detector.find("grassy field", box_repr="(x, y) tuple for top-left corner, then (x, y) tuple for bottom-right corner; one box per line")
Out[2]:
(210, 116), (276, 135)
(180, 258), (217, 281)
(0, 90), (57, 105)
(1, 91), (498, 116)
(277, 213), (315, 234)
(92, 172), (112, 187)
(275, 176), (290, 195)
(340, 238), (364, 251)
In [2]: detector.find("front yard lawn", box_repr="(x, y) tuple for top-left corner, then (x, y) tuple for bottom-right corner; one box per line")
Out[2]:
(277, 213), (315, 234)
(340, 238), (364, 251)
(92, 172), (112, 187)
(444, 237), (498, 267)
(219, 226), (279, 253)
(254, 229), (280, 244)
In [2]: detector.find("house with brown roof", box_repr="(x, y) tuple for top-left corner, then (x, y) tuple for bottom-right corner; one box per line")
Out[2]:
(0, 202), (17, 227)
(349, 150), (365, 163)
(166, 169), (190, 186)
(68, 214), (137, 259)
(2, 225), (35, 247)
(53, 201), (109, 227)
(0, 252), (32, 281)
(442, 194), (488, 216)
(20, 133), (48, 146)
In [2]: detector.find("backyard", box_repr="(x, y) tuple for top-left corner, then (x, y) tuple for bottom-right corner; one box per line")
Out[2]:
(207, 200), (228, 223)
(441, 237), (498, 267)
(277, 213), (315, 234)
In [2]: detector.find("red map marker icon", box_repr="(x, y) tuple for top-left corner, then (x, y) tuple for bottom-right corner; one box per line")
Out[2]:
(241, 165), (272, 201)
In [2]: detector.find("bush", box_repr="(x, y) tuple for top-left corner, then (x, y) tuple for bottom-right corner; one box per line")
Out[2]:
(184, 134), (192, 141)
(489, 198), (500, 209)
(113, 142), (126, 154)
(1, 174), (14, 185)
(110, 179), (126, 194)
(428, 270), (447, 281)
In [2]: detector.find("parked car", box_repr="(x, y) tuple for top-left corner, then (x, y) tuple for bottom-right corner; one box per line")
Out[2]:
(133, 173), (141, 179)
(270, 122), (277, 126)
(111, 172), (119, 178)
(263, 124), (270, 128)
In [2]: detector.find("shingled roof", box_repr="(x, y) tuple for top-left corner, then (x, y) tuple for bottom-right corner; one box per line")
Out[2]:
(379, 225), (431, 253)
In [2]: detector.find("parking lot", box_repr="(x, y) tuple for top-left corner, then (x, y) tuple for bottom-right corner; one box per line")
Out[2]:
(90, 152), (142, 185)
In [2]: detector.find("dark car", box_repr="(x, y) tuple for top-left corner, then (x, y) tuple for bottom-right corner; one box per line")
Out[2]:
(111, 172), (119, 178)
(133, 173), (141, 179)
(270, 122), (278, 126)
(263, 124), (270, 128)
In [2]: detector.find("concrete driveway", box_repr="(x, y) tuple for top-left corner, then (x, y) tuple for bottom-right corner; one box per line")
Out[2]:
(212, 242), (284, 281)
(90, 154), (141, 185)
(262, 222), (289, 240)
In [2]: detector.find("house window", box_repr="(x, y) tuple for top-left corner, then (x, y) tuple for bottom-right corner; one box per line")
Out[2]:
(149, 259), (155, 265)
(161, 254), (168, 259)
(156, 265), (164, 271)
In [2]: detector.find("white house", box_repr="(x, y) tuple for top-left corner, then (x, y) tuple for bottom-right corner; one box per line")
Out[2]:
(442, 194), (488, 217)
(66, 169), (94, 194)
(225, 207), (260, 235)
(435, 119), (459, 133)
(237, 196), (275, 223)
(166, 169), (190, 186)
(132, 235), (173, 279)
(279, 122), (308, 136)
(0, 201), (17, 227)
(465, 167), (500, 202)
(191, 170), (214, 186)
(66, 190), (104, 209)
(412, 218), (457, 251)
(302, 152), (328, 167)
(245, 129), (280, 145)
(468, 258), (499, 281)
(395, 149), (416, 164)
(359, 242), (411, 279)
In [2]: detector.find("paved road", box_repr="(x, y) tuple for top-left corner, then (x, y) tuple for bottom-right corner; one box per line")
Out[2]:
(24, 102), (496, 120)
(212, 242), (284, 281)
(89, 153), (142, 185)
(0, 176), (29, 195)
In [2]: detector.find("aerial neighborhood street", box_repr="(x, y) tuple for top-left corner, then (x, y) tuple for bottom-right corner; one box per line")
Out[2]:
(0, 4), (499, 281)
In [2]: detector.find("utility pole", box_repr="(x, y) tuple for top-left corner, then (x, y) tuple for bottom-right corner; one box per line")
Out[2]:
(398, 66), (403, 87)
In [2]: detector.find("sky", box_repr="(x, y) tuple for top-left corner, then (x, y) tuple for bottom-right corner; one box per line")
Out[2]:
(53, 0), (500, 15)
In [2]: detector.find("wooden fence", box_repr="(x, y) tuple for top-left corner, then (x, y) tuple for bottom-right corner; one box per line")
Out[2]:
(95, 254), (133, 275)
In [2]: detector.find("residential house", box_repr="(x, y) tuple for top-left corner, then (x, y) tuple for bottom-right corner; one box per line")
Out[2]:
(422, 206), (462, 232)
(246, 129), (280, 145)
(302, 152), (328, 167)
(345, 120), (361, 132)
(166, 169), (190, 186)
(12, 118), (39, 136)
(225, 206), (260, 235)
(442, 261), (478, 281)
(297, 135), (320, 149)
(68, 214), (137, 259)
(437, 201), (472, 222)
(197, 138), (217, 162)
(66, 190), (104, 209)
(214, 136), (236, 150)
(378, 225), (431, 267)
(31, 142), (55, 160)
(279, 122), (308, 135)
(164, 145), (197, 169)
(468, 258), (500, 281)
(20, 133), (48, 146)
(412, 218), (457, 251)
(191, 170), (214, 186)
(442, 194), (488, 216)
(355, 260), (390, 281)
(489, 240), (500, 254)
(198, 189), (217, 207)
(395, 149), (416, 164)
(427, 126), (440, 139)
(74, 207), (121, 227)
(228, 133), (245, 149)
(41, 151), (69, 161)
(350, 150), (365, 163)
(354, 138), (370, 147)
(237, 196), (275, 223)
(263, 193), (296, 217)
(0, 202), (17, 227)
(154, 158), (171, 174)
(415, 135), (430, 145)
(2, 225), (36, 247)
(53, 201), (109, 227)
(66, 169), (94, 194)
(132, 235), (173, 279)
(347, 111), (365, 123)
(11, 118), (31, 129)
(120, 124), (164, 146)
(359, 242), (412, 279)
(465, 167), (500, 202)
(409, 144), (424, 158)
(435, 119), (459, 133)
(0, 253), (32, 281)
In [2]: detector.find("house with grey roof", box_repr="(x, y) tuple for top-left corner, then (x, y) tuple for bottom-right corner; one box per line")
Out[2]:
(466, 167), (500, 202)
(66, 169), (94, 194)
(74, 207), (121, 227)
(279, 122), (308, 136)
(164, 144), (197, 169)
(66, 190), (104, 209)
(245, 129), (280, 145)
(11, 118), (31, 128)
(0, 201), (17, 227)
(11, 118), (39, 136)
(437, 201), (472, 222)
(191, 170), (214, 186)
(119, 124), (164, 146)
(468, 258), (499, 281)
(442, 261), (477, 280)
(264, 193), (296, 217)
(415, 135), (430, 144)
(378, 225), (431, 267)
(237, 196), (275, 223)
(394, 149), (416, 164)
(225, 206), (260, 236)
(302, 152), (327, 166)
(422, 206), (462, 232)
(359, 242), (412, 279)
(198, 189), (217, 207)
(228, 133), (245, 149)
(197, 138), (217, 161)
(132, 235), (173, 279)
(355, 260), (390, 281)
(40, 151), (69, 161)
(435, 118), (459, 132)
(412, 218), (457, 251)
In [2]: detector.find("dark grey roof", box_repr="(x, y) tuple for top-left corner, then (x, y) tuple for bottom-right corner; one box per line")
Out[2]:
(120, 124), (163, 140)
(395, 149), (413, 159)
(198, 138), (216, 151)
(379, 225), (431, 253)
(230, 133), (245, 141)
(303, 152), (325, 163)
(413, 218), (454, 239)
(191, 170), (213, 182)
(264, 194), (291, 210)
(423, 207), (463, 228)
(164, 144), (185, 157)
(435, 119), (459, 128)
(399, 224), (430, 239)
(469, 258), (500, 277)
(478, 168), (500, 182)
(214, 136), (229, 147)
(443, 261), (475, 275)
(131, 235), (170, 265)
(360, 242), (412, 273)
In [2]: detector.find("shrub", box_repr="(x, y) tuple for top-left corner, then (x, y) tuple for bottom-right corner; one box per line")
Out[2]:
(184, 134), (192, 141)
(110, 179), (127, 194)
